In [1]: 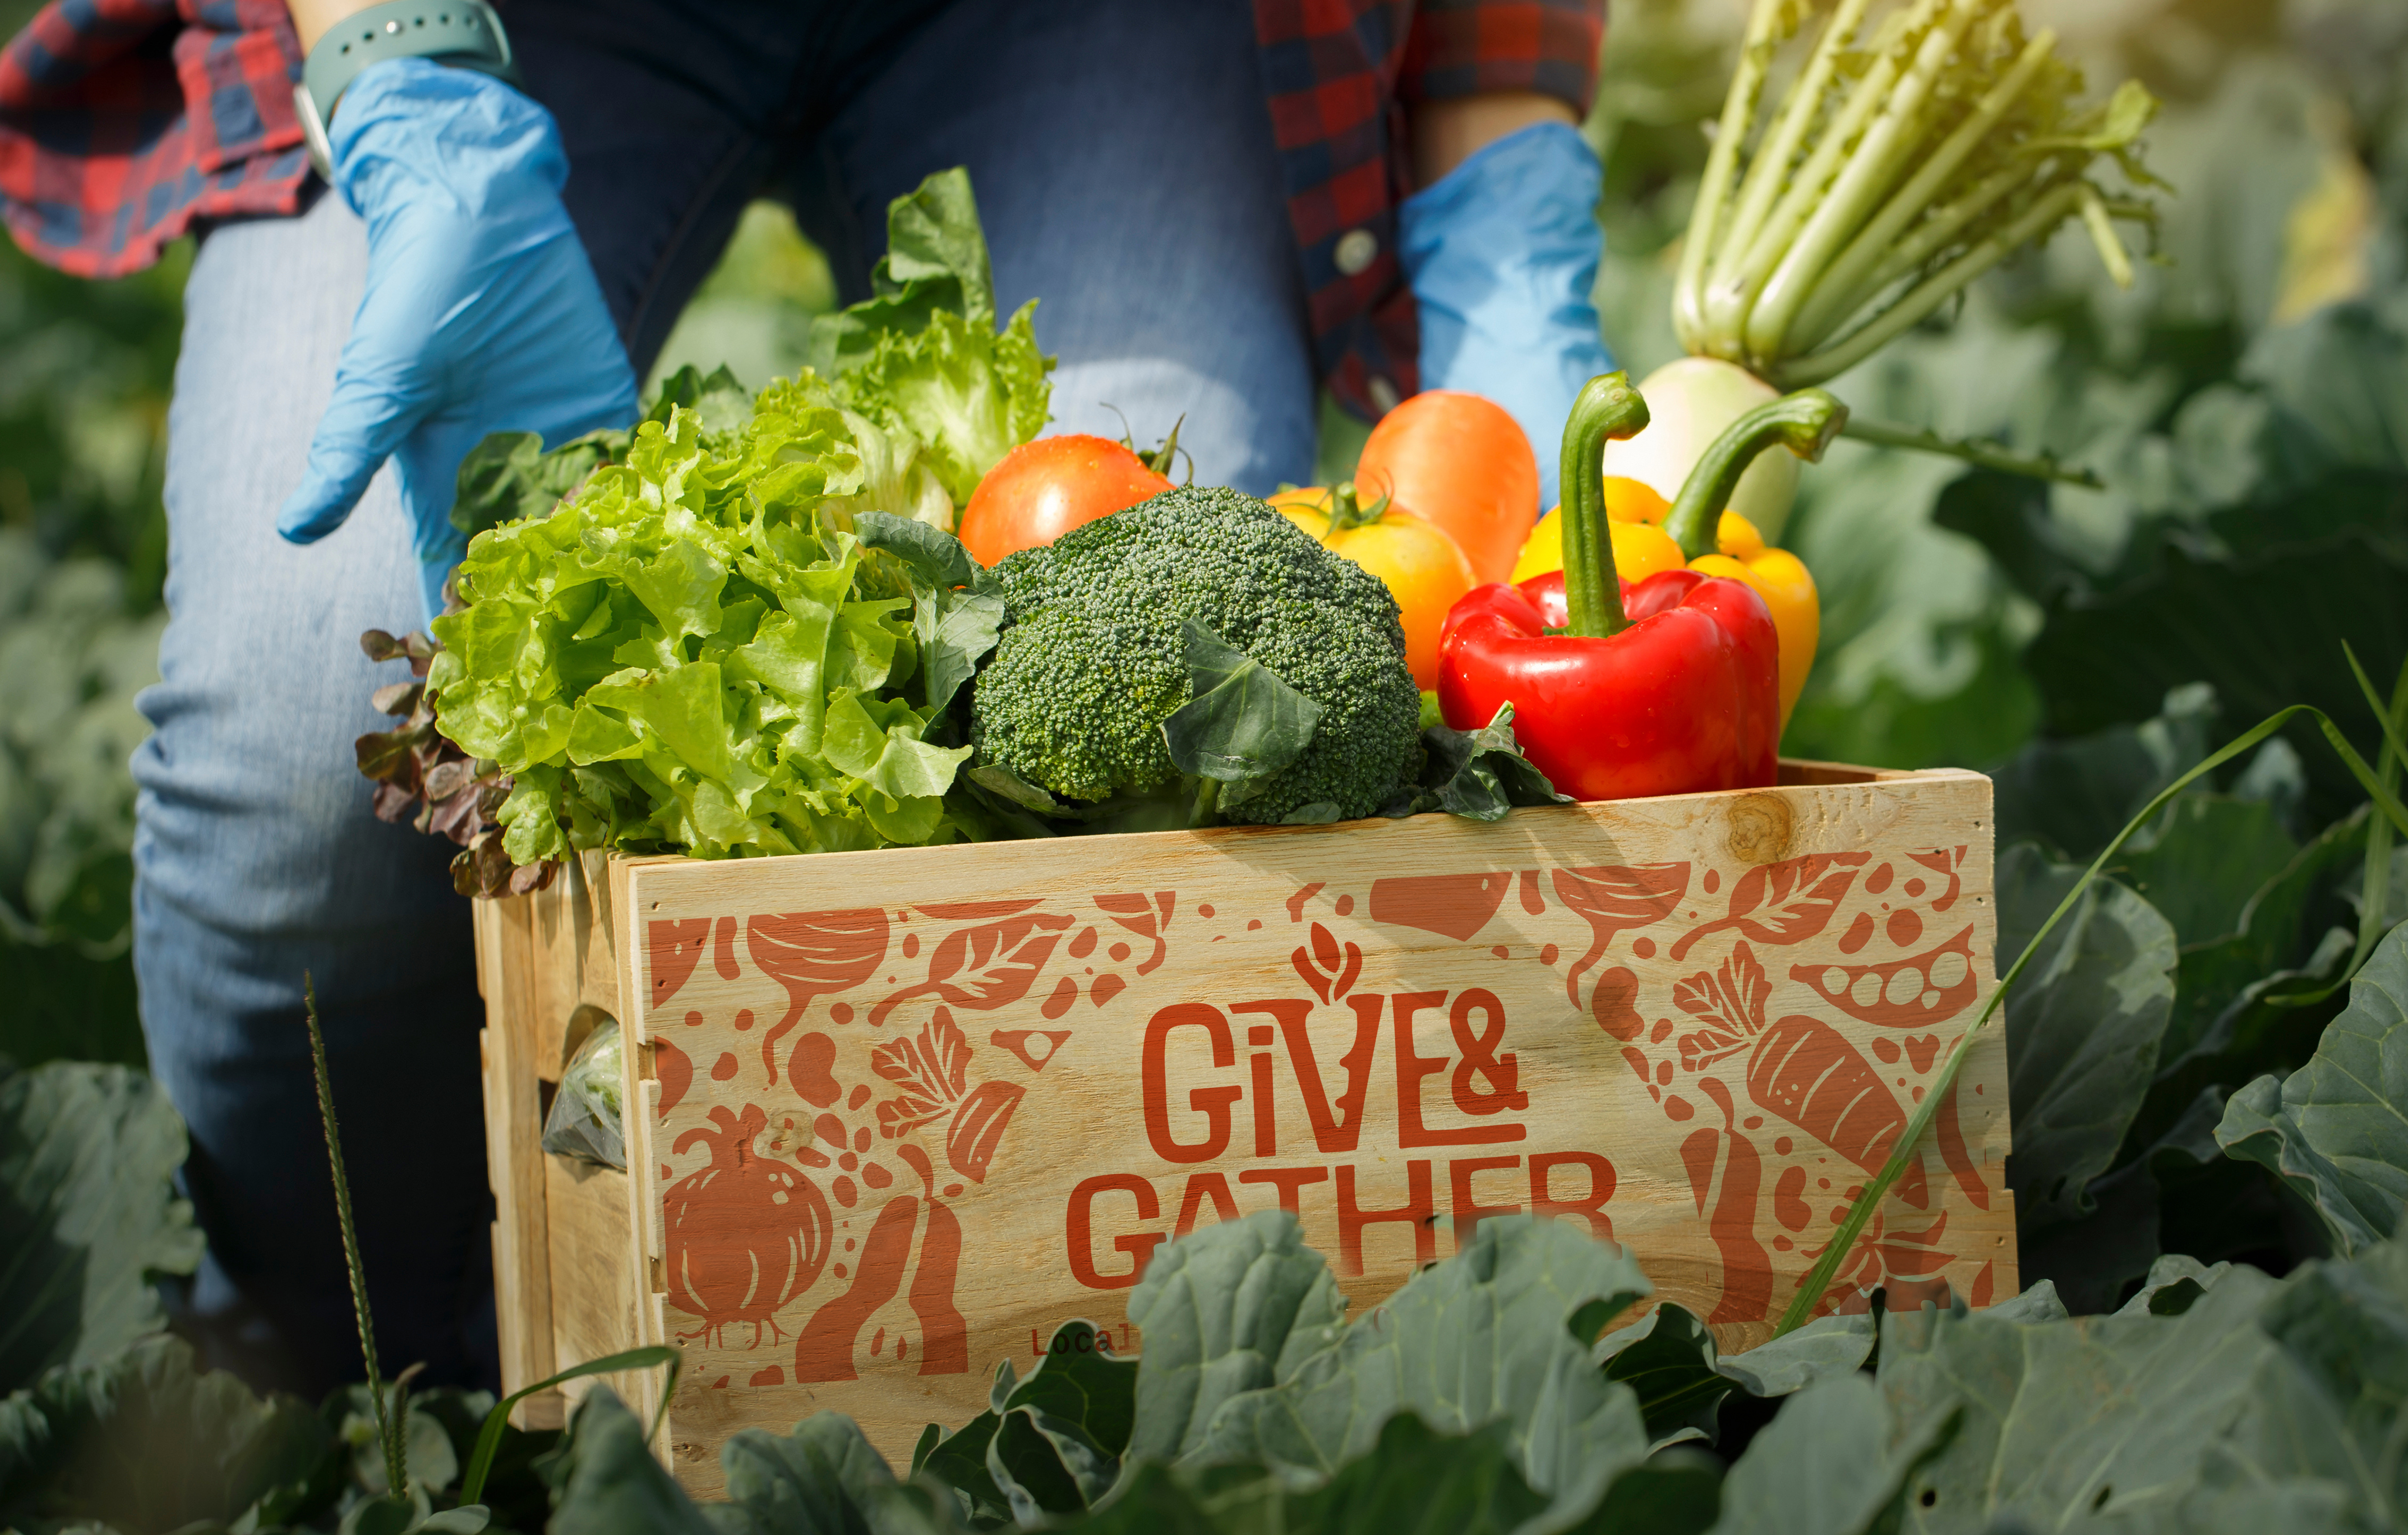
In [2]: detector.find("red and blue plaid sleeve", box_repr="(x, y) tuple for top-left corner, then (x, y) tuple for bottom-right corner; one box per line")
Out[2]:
(0, 0), (308, 279)
(1400, 0), (1603, 110)
(1254, 0), (1602, 420)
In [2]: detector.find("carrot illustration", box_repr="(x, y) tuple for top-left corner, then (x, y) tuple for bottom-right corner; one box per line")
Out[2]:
(1746, 1013), (1906, 1175)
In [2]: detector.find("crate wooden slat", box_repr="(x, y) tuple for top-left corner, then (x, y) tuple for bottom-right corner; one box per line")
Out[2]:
(476, 761), (2013, 1494)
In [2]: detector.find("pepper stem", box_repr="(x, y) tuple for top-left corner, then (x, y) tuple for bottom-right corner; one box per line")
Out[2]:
(1661, 388), (1850, 559)
(1560, 373), (1654, 639)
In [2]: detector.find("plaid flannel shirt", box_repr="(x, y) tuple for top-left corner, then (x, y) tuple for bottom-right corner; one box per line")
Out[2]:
(0, 0), (1600, 417)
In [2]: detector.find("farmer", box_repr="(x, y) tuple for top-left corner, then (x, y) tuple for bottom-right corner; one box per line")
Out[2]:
(0, 0), (1614, 1396)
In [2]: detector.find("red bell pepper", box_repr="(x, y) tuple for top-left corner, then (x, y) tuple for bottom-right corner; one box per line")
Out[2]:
(1436, 373), (1782, 802)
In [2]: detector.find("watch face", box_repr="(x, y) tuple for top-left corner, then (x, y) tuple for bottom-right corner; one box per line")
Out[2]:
(295, 82), (335, 182)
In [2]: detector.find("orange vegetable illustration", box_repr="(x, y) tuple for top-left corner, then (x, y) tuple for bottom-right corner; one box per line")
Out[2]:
(747, 908), (890, 1080)
(1554, 863), (1691, 1003)
(663, 1103), (831, 1348)
(945, 1080), (1025, 1184)
(1746, 1013), (1906, 1176)
(1791, 923), (1979, 1029)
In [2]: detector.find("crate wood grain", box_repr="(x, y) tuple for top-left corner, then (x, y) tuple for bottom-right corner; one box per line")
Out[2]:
(475, 762), (2013, 1495)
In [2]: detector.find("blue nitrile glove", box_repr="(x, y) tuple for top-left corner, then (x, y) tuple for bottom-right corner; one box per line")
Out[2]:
(1397, 121), (1616, 511)
(277, 59), (637, 624)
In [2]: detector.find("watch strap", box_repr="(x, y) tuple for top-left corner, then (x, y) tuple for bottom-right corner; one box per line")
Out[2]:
(294, 0), (520, 180)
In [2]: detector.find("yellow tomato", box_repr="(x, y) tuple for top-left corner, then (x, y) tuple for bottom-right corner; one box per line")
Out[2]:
(1273, 485), (1475, 689)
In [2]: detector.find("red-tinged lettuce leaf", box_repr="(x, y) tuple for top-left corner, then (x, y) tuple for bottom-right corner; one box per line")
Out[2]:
(0, 1060), (203, 1393)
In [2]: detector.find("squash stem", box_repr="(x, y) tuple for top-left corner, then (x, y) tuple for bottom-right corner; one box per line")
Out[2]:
(1559, 373), (1654, 639)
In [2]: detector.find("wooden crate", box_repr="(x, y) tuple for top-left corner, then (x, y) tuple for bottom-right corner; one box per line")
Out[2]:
(472, 760), (2013, 1494)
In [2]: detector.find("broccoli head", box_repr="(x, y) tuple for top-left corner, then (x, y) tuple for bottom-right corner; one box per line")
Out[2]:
(970, 485), (1422, 824)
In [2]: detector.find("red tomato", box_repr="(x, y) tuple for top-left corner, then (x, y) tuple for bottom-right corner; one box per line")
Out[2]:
(957, 435), (1174, 567)
(1354, 390), (1539, 587)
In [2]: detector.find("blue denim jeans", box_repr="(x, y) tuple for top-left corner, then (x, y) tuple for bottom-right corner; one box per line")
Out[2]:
(136, 0), (1314, 1398)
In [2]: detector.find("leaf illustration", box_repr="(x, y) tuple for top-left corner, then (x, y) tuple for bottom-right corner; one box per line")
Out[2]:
(1289, 922), (1363, 1003)
(1677, 1027), (1751, 1074)
(873, 1009), (971, 1102)
(1555, 864), (1692, 1004)
(876, 1093), (948, 1141)
(1672, 941), (1770, 1038)
(870, 912), (1075, 1024)
(1669, 854), (1870, 961)
(1093, 891), (1176, 974)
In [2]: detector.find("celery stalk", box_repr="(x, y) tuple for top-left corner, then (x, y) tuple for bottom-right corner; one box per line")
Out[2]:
(1695, 0), (1875, 350)
(1778, 181), (2085, 385)
(1673, 0), (2161, 390)
(1787, 30), (2057, 351)
(1673, 0), (1806, 354)
(1703, 5), (1930, 353)
(1744, 0), (1986, 365)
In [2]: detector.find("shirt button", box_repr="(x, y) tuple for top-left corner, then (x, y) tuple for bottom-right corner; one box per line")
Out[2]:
(1368, 376), (1401, 413)
(1334, 228), (1379, 276)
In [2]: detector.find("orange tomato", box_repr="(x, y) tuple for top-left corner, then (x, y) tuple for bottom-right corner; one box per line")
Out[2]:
(1353, 390), (1539, 587)
(957, 434), (1173, 567)
(1272, 485), (1475, 689)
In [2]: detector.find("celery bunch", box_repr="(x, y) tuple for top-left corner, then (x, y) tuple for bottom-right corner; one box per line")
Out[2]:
(1674, 0), (2162, 387)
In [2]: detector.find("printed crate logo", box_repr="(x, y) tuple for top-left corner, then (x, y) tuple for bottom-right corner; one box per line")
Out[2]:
(639, 842), (2004, 1389)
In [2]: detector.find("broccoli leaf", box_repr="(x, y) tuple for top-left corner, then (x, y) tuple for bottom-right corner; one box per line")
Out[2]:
(1405, 704), (1569, 821)
(0, 1335), (334, 1534)
(0, 1060), (203, 1393)
(2217, 922), (2408, 1256)
(1997, 843), (2180, 1235)
(1711, 1376), (1957, 1535)
(1123, 1210), (1351, 1466)
(853, 513), (1004, 715)
(1187, 1216), (1652, 1526)
(853, 512), (990, 596)
(1161, 621), (1322, 786)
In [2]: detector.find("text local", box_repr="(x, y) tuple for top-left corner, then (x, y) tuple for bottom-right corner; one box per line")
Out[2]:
(1066, 988), (1620, 1288)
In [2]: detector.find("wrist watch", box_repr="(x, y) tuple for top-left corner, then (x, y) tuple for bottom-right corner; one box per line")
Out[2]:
(293, 0), (522, 180)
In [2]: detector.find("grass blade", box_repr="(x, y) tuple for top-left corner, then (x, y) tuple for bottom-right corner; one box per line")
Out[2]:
(304, 975), (406, 1496)
(1777, 686), (2408, 1334)
(457, 1345), (681, 1504)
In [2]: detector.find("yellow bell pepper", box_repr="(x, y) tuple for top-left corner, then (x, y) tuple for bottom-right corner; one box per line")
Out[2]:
(1510, 510), (1687, 588)
(1686, 511), (1818, 727)
(1509, 448), (1826, 731)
